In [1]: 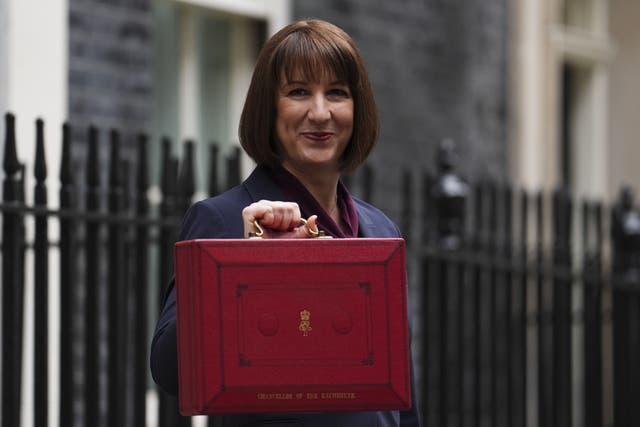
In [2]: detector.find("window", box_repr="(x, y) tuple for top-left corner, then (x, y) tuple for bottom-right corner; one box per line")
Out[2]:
(554, 0), (611, 197)
(151, 0), (289, 198)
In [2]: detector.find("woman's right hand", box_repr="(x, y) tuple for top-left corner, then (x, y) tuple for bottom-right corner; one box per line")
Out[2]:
(242, 200), (319, 239)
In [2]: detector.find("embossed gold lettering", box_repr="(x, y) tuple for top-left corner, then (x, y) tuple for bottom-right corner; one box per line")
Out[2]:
(256, 393), (293, 400)
(320, 392), (357, 399)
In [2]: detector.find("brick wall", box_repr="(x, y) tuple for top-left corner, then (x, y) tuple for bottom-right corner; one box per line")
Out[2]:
(68, 0), (153, 162)
(294, 0), (509, 223)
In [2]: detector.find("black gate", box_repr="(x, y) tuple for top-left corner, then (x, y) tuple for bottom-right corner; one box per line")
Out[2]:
(2, 113), (640, 426)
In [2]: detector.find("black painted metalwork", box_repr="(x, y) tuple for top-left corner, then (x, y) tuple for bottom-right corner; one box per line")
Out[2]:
(1, 117), (639, 427)
(2, 112), (25, 427)
(584, 201), (603, 427)
(107, 128), (127, 427)
(84, 125), (101, 424)
(34, 118), (48, 427)
(133, 133), (150, 427)
(611, 187), (640, 427)
(58, 121), (75, 427)
(157, 136), (187, 427)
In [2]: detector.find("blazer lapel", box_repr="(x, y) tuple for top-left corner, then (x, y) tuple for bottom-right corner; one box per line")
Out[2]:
(242, 165), (286, 203)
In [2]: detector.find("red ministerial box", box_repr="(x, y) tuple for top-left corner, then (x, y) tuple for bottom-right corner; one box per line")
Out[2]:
(174, 238), (411, 415)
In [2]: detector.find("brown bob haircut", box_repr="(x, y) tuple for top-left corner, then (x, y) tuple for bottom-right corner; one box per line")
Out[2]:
(239, 19), (379, 174)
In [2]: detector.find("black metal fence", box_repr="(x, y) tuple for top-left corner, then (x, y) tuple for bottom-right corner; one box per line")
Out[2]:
(2, 112), (640, 427)
(407, 143), (640, 427)
(1, 112), (242, 427)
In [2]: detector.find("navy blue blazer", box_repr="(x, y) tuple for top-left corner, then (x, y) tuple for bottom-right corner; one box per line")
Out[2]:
(151, 165), (421, 427)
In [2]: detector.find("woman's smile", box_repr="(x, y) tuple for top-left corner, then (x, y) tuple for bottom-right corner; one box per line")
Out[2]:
(301, 131), (334, 142)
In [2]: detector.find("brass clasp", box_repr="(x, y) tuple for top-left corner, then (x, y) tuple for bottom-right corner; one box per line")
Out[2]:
(248, 218), (327, 238)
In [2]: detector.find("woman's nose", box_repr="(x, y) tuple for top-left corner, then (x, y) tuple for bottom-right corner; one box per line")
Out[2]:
(307, 95), (331, 122)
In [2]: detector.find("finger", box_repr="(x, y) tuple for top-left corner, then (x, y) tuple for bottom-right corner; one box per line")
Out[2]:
(242, 202), (273, 237)
(280, 203), (299, 231)
(286, 215), (319, 239)
(268, 202), (285, 229)
(242, 201), (272, 223)
(307, 215), (319, 235)
(242, 201), (302, 237)
(264, 201), (300, 230)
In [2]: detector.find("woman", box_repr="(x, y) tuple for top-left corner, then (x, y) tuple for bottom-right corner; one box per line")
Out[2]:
(151, 19), (421, 427)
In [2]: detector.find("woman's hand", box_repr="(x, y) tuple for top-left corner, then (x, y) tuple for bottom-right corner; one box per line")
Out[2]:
(242, 200), (319, 239)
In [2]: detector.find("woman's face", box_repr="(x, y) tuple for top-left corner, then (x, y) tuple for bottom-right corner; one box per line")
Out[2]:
(275, 68), (354, 175)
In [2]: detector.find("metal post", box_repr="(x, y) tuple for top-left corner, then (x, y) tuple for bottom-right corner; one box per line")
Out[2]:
(611, 187), (640, 427)
(425, 140), (468, 426)
(132, 133), (150, 427)
(34, 118), (49, 427)
(107, 129), (127, 427)
(536, 191), (552, 427)
(2, 112), (26, 427)
(552, 188), (572, 427)
(59, 122), (75, 427)
(85, 125), (101, 423)
(583, 201), (603, 427)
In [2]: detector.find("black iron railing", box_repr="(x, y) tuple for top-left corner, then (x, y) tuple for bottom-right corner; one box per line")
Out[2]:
(0, 112), (242, 427)
(2, 112), (640, 427)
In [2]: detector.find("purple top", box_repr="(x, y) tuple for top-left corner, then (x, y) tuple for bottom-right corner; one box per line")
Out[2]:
(269, 165), (359, 238)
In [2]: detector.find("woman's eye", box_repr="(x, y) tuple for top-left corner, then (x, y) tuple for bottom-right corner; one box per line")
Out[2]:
(327, 88), (350, 98)
(288, 88), (308, 97)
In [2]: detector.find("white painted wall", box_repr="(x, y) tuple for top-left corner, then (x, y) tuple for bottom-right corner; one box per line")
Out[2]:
(0, 0), (8, 135)
(609, 0), (640, 197)
(510, 0), (558, 192)
(6, 0), (68, 202)
(511, 0), (614, 199)
(2, 1), (68, 426)
(176, 0), (290, 36)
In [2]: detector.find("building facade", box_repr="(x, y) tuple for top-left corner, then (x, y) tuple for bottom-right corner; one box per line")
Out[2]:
(0, 0), (511, 219)
(2, 1), (640, 426)
(3, 1), (639, 221)
(511, 0), (640, 200)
